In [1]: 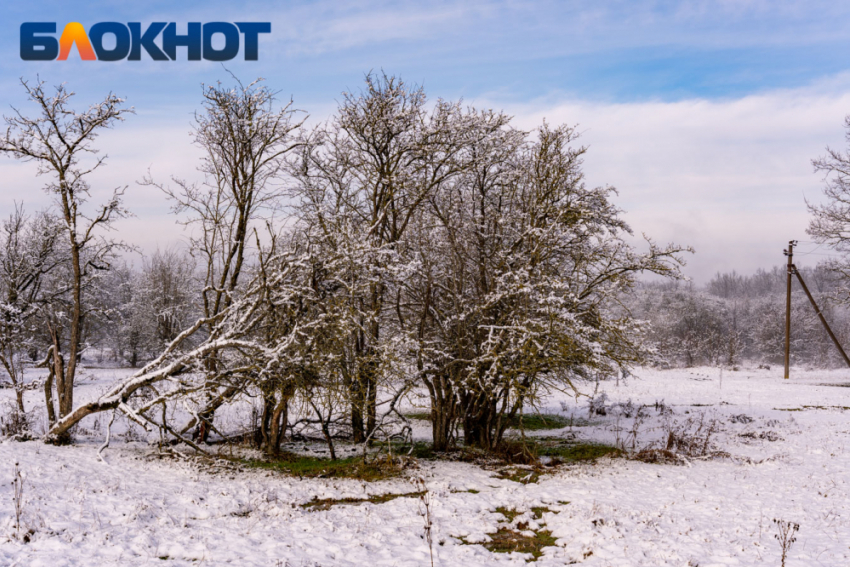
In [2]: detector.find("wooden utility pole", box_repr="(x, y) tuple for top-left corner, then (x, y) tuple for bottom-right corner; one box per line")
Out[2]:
(784, 241), (795, 379)
(783, 238), (850, 378)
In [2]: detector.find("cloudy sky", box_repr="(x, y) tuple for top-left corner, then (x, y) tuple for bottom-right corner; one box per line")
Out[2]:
(2, 0), (850, 281)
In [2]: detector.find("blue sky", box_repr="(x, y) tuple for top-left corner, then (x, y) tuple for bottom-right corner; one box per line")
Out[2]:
(4, 1), (850, 104)
(2, 0), (850, 281)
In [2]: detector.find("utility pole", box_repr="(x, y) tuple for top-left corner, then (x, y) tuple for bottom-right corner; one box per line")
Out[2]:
(784, 240), (795, 379)
(783, 239), (850, 378)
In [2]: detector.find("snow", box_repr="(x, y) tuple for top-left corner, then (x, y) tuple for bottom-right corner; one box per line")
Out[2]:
(1, 365), (849, 566)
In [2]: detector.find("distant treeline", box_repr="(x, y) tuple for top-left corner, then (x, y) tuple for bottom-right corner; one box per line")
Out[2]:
(628, 265), (850, 368)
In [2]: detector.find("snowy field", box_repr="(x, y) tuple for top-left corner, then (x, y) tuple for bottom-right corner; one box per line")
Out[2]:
(1, 365), (849, 566)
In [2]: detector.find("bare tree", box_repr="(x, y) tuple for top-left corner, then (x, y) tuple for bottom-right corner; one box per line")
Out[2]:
(809, 116), (850, 256)
(803, 112), (850, 344)
(144, 77), (305, 442)
(0, 79), (132, 439)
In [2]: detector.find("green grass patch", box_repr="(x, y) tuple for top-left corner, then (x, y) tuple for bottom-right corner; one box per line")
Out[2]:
(373, 441), (436, 459)
(495, 506), (523, 522)
(485, 527), (557, 560)
(459, 527), (558, 561)
(302, 491), (424, 511)
(509, 413), (571, 431)
(403, 411), (433, 421)
(531, 506), (555, 520)
(241, 452), (401, 482)
(538, 442), (620, 462)
(495, 467), (540, 484)
(403, 411), (581, 431)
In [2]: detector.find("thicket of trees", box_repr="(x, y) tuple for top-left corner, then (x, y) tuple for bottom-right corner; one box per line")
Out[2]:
(19, 72), (850, 457)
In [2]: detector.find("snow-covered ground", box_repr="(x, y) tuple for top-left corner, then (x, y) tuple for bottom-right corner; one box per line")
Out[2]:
(1, 365), (849, 566)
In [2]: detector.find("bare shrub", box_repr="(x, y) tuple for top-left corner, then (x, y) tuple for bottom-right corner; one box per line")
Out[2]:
(739, 430), (782, 442)
(654, 399), (673, 417)
(0, 400), (33, 439)
(613, 399), (639, 418)
(773, 519), (799, 567)
(616, 404), (650, 452)
(122, 421), (146, 443)
(588, 392), (609, 416)
(632, 448), (686, 465)
(635, 412), (725, 465)
(729, 414), (754, 424)
(663, 413), (722, 458)
(495, 438), (539, 465)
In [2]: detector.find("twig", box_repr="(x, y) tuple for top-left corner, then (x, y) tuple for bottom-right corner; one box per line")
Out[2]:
(97, 409), (116, 465)
(12, 462), (24, 540)
(414, 477), (435, 567)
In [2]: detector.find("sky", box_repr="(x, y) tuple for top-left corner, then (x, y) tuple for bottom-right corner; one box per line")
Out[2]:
(1, 0), (850, 282)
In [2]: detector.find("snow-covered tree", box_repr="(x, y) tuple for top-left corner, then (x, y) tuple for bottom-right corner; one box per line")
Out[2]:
(0, 80), (132, 439)
(0, 206), (62, 414)
(107, 249), (197, 367)
(291, 72), (479, 442)
(406, 122), (688, 449)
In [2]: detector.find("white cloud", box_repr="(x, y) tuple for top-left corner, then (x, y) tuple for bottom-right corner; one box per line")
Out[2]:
(478, 77), (850, 281)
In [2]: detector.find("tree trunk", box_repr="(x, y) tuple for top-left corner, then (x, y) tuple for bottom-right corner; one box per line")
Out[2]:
(188, 383), (242, 442)
(15, 389), (25, 415)
(267, 400), (288, 454)
(48, 326), (71, 442)
(1, 355), (26, 414)
(260, 381), (293, 455)
(350, 397), (365, 443)
(462, 393), (503, 451)
(364, 356), (378, 440)
(62, 241), (82, 419)
(349, 345), (367, 443)
(425, 373), (456, 452)
(43, 361), (56, 426)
